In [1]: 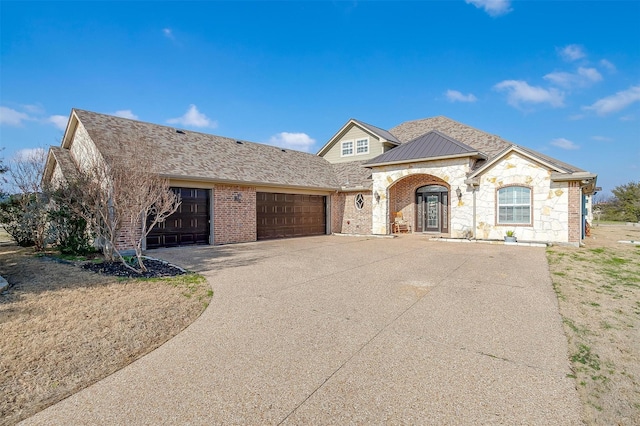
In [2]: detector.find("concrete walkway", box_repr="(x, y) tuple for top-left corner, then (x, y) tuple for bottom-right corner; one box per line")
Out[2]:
(23, 235), (582, 425)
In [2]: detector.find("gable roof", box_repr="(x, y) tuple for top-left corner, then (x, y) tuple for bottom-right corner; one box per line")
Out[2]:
(365, 130), (485, 166)
(351, 119), (401, 144)
(390, 116), (512, 159)
(64, 109), (339, 190)
(316, 118), (400, 156)
(467, 145), (585, 180)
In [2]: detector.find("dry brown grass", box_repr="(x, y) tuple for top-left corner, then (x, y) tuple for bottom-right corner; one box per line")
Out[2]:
(0, 245), (212, 425)
(547, 225), (640, 425)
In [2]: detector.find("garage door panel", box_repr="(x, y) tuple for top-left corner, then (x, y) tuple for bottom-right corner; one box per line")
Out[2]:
(256, 192), (326, 240)
(147, 188), (210, 249)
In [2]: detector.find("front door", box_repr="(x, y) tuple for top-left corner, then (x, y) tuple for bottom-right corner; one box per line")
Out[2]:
(416, 185), (449, 233)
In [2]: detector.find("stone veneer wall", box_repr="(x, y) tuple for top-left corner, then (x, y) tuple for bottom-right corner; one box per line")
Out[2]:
(331, 191), (372, 234)
(213, 184), (257, 245)
(475, 153), (571, 243)
(371, 157), (470, 235)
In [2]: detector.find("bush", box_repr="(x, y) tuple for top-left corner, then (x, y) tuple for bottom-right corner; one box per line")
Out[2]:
(48, 204), (94, 255)
(0, 195), (39, 247)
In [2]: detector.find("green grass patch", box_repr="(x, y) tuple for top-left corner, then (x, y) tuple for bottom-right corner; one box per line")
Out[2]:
(571, 343), (601, 372)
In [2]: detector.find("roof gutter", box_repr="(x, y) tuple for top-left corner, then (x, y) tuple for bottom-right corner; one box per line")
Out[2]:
(160, 174), (340, 192)
(551, 172), (598, 194)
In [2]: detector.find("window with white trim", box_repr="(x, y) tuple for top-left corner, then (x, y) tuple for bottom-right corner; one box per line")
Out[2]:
(356, 138), (369, 154)
(341, 140), (353, 156)
(354, 193), (364, 210)
(497, 186), (531, 224)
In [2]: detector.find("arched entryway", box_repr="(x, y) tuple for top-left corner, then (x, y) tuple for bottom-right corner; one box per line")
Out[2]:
(384, 174), (450, 235)
(416, 185), (449, 233)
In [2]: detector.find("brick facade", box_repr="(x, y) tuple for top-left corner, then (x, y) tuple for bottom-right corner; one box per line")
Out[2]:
(567, 181), (582, 244)
(388, 174), (450, 232)
(213, 184), (257, 245)
(331, 191), (372, 234)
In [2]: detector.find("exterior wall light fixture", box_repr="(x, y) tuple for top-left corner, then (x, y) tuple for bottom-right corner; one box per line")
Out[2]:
(374, 191), (381, 203)
(455, 187), (462, 202)
(233, 192), (242, 202)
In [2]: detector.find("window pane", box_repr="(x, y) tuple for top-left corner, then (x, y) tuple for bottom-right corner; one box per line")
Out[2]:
(356, 139), (368, 154)
(498, 186), (531, 224)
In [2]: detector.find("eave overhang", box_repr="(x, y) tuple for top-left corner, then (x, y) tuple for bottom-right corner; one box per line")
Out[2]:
(161, 173), (339, 192)
(365, 152), (486, 168)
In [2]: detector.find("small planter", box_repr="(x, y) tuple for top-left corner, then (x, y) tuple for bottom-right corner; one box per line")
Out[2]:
(504, 236), (517, 243)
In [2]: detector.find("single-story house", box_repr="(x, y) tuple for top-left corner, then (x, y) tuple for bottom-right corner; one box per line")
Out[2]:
(43, 109), (597, 249)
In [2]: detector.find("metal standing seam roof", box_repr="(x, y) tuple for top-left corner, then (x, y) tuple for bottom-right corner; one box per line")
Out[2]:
(72, 109), (340, 190)
(365, 130), (481, 165)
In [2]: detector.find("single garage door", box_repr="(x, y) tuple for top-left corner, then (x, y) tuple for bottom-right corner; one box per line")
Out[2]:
(147, 188), (210, 249)
(256, 192), (326, 240)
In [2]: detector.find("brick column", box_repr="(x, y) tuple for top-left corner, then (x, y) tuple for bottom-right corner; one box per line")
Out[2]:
(567, 181), (582, 244)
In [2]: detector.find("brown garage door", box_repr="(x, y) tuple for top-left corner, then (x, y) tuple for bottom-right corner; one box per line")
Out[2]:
(256, 192), (326, 240)
(147, 188), (210, 249)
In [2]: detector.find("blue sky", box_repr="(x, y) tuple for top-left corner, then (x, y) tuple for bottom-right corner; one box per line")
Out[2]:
(1, 0), (639, 196)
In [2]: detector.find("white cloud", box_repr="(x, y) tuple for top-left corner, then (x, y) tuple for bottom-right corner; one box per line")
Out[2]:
(558, 44), (586, 62)
(445, 89), (477, 103)
(0, 106), (31, 126)
(465, 0), (512, 17)
(600, 59), (616, 72)
(591, 136), (613, 142)
(13, 147), (46, 161)
(550, 138), (579, 150)
(619, 114), (635, 121)
(268, 132), (316, 152)
(583, 85), (640, 116)
(494, 80), (564, 108)
(167, 105), (217, 128)
(48, 115), (68, 130)
(544, 67), (602, 89)
(162, 28), (175, 40)
(113, 109), (139, 120)
(22, 104), (44, 114)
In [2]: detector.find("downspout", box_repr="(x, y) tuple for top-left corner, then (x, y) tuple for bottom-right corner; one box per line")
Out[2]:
(472, 186), (477, 240)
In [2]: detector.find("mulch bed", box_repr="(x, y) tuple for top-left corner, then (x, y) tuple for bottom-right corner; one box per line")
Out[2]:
(81, 258), (186, 278)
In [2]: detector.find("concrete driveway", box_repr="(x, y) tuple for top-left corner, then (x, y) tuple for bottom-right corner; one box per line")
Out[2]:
(23, 235), (581, 425)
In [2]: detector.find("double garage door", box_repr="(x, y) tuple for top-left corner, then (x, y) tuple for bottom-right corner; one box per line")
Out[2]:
(256, 192), (326, 240)
(147, 188), (326, 248)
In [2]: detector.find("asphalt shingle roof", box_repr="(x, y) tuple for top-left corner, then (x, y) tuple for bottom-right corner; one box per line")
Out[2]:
(73, 109), (339, 190)
(389, 115), (584, 173)
(49, 146), (79, 180)
(332, 160), (373, 189)
(352, 119), (401, 144)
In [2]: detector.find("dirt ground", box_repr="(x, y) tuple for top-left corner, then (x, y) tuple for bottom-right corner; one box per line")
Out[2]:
(0, 244), (212, 425)
(547, 224), (640, 425)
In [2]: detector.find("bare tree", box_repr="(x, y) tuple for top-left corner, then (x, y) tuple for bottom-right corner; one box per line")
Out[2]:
(58, 135), (180, 273)
(2, 148), (50, 250)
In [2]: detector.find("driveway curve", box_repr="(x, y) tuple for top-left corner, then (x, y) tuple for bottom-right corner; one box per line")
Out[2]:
(22, 236), (581, 425)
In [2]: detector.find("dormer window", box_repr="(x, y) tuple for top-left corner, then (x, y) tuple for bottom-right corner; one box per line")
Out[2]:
(341, 141), (354, 156)
(356, 138), (369, 154)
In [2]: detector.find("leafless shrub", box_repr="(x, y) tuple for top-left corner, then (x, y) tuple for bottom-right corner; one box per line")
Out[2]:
(56, 135), (179, 272)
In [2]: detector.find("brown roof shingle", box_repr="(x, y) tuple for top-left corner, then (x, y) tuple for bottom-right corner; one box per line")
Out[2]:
(73, 109), (339, 190)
